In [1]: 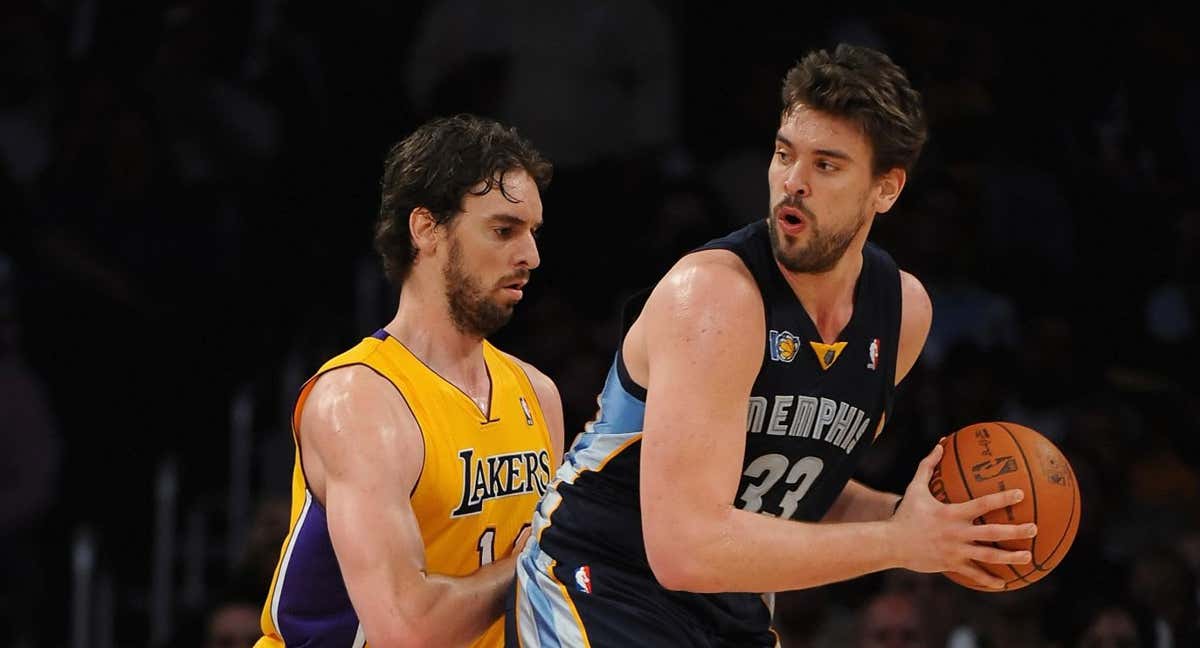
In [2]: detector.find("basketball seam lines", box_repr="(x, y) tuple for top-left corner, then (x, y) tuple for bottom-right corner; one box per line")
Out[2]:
(952, 430), (1012, 585)
(997, 423), (1036, 585)
(999, 422), (1078, 571)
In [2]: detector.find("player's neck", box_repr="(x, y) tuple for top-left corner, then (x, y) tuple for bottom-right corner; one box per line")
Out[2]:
(777, 241), (865, 344)
(384, 281), (488, 384)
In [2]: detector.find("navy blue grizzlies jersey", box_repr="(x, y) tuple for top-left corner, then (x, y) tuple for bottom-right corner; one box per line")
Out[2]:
(512, 219), (902, 646)
(719, 220), (902, 522)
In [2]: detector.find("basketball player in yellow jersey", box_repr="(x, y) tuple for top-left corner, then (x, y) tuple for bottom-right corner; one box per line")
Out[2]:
(256, 114), (563, 648)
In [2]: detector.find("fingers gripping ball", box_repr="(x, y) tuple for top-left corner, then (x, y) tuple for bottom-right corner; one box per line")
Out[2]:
(929, 422), (1081, 591)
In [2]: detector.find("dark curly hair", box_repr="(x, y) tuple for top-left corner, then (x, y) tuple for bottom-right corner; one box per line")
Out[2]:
(782, 44), (927, 177)
(374, 114), (553, 287)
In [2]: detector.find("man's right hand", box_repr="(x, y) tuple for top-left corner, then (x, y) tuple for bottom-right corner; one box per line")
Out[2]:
(890, 442), (1039, 589)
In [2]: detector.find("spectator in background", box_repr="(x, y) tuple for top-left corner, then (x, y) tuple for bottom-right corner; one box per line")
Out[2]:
(406, 0), (679, 170)
(0, 254), (62, 648)
(0, 2), (56, 195)
(943, 583), (1054, 648)
(228, 495), (290, 598)
(1144, 205), (1199, 385)
(1129, 545), (1200, 648)
(203, 590), (262, 648)
(857, 590), (930, 648)
(1066, 594), (1154, 648)
(999, 312), (1081, 444)
(877, 570), (961, 648)
(147, 2), (278, 188)
(889, 178), (1018, 372)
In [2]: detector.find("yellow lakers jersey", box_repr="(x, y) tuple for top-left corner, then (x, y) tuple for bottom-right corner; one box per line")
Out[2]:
(257, 329), (554, 648)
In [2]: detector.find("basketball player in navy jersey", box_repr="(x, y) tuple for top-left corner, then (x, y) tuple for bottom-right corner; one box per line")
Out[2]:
(508, 44), (1039, 647)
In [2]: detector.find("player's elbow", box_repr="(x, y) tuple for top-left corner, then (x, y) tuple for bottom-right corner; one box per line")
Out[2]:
(646, 547), (705, 591)
(643, 516), (722, 592)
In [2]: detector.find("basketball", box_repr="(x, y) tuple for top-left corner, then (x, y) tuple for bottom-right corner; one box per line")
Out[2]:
(928, 421), (1081, 591)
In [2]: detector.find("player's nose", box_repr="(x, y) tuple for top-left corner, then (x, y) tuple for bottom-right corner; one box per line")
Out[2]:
(516, 230), (540, 270)
(784, 165), (810, 197)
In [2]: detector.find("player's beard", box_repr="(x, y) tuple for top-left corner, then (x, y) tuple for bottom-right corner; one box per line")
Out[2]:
(768, 199), (867, 273)
(443, 236), (515, 338)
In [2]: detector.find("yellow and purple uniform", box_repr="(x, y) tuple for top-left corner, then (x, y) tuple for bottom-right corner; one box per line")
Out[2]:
(256, 329), (554, 648)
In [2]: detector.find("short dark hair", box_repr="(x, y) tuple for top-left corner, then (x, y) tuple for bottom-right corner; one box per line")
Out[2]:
(782, 44), (927, 177)
(374, 114), (553, 286)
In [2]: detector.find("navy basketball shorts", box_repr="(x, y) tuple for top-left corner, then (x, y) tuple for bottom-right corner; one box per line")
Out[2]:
(506, 539), (778, 647)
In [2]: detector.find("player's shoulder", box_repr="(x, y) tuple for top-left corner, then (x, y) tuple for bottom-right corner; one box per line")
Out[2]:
(496, 349), (560, 397)
(898, 269), (932, 320)
(309, 363), (395, 397)
(654, 248), (761, 307)
(303, 363), (409, 425)
(632, 248), (766, 348)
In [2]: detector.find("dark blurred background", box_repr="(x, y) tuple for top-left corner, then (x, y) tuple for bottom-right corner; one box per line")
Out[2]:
(2, 2), (1198, 647)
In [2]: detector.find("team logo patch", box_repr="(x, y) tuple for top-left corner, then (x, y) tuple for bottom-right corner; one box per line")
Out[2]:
(519, 396), (534, 426)
(574, 565), (592, 594)
(768, 330), (801, 362)
(867, 338), (880, 371)
(809, 341), (848, 370)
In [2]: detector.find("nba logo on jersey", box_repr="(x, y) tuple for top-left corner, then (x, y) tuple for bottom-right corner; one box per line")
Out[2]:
(867, 338), (880, 370)
(519, 396), (534, 426)
(768, 330), (801, 363)
(574, 565), (592, 594)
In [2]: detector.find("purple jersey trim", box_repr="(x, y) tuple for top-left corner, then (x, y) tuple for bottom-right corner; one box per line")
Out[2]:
(275, 497), (362, 645)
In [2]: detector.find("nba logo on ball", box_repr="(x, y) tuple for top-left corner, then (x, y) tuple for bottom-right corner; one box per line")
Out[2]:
(575, 565), (592, 594)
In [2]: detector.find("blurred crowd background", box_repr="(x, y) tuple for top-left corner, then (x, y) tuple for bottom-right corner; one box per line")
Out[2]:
(2, 2), (1198, 647)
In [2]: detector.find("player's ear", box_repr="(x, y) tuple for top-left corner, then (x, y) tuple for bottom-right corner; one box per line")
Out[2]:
(409, 207), (439, 255)
(873, 167), (907, 214)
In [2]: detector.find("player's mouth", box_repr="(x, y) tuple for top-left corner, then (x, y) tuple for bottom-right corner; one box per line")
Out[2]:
(776, 206), (807, 236)
(500, 278), (528, 300)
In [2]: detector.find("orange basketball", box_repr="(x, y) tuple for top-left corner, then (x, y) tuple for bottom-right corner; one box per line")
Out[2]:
(928, 421), (1081, 591)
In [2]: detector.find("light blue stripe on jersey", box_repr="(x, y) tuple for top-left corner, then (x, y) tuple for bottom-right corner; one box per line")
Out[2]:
(570, 354), (645, 456)
(532, 356), (645, 539)
(515, 539), (591, 648)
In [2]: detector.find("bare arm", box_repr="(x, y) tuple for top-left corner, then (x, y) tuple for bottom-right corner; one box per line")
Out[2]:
(895, 269), (932, 386)
(823, 269), (934, 523)
(300, 367), (521, 648)
(821, 480), (900, 523)
(636, 257), (1034, 593)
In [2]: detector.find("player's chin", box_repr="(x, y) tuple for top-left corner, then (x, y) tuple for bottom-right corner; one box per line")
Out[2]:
(488, 297), (519, 318)
(496, 289), (524, 307)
